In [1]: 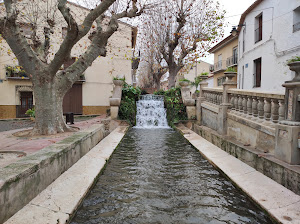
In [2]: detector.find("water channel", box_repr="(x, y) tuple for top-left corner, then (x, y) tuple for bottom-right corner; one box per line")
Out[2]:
(70, 96), (273, 224)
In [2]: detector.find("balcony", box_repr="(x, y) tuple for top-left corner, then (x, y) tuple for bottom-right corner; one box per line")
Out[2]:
(5, 66), (30, 80)
(209, 61), (226, 73)
(226, 55), (238, 67)
(293, 22), (300, 33)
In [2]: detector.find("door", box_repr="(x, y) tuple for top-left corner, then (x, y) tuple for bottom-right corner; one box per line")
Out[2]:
(254, 58), (262, 87)
(63, 84), (83, 114)
(18, 92), (33, 117)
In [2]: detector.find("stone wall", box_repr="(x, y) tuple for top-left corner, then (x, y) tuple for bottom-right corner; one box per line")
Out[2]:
(0, 124), (108, 223)
(190, 123), (300, 195)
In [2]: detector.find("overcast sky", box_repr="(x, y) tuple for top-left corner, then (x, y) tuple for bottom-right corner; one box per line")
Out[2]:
(202, 0), (256, 64)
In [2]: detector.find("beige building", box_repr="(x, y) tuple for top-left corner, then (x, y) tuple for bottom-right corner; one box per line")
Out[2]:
(184, 60), (212, 82)
(0, 2), (137, 119)
(208, 34), (238, 87)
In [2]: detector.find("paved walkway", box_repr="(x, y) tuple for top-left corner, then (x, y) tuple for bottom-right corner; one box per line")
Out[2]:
(0, 115), (106, 168)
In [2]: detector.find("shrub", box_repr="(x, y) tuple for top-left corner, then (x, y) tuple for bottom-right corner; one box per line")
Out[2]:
(118, 82), (141, 125)
(154, 87), (187, 126)
(225, 67), (237, 72)
(113, 76), (125, 81)
(25, 108), (35, 117)
(287, 56), (300, 64)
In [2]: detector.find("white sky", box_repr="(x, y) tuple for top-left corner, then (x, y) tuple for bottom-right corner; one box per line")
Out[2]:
(201, 0), (256, 64)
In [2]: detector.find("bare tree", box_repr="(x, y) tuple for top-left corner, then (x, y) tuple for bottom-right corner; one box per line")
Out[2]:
(141, 0), (225, 87)
(0, 0), (148, 135)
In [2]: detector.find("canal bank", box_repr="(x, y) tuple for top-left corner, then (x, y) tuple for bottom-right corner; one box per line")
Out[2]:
(4, 125), (128, 224)
(175, 123), (300, 224)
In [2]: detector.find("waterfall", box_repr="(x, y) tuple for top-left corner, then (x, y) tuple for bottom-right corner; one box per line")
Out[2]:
(135, 95), (169, 128)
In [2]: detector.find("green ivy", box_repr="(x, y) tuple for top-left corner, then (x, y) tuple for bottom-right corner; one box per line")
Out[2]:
(154, 87), (187, 127)
(118, 83), (141, 125)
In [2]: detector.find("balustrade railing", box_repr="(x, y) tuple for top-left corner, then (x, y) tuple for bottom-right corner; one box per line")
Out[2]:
(202, 87), (223, 105)
(227, 89), (284, 124)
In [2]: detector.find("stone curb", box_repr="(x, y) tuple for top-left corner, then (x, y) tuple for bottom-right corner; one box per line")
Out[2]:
(3, 125), (128, 224)
(176, 124), (300, 224)
(0, 124), (106, 223)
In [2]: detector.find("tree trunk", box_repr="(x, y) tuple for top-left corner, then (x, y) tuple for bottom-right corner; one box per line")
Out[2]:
(32, 80), (72, 135)
(168, 67), (177, 88)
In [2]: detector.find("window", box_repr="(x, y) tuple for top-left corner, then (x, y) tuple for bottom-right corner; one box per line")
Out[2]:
(293, 6), (300, 32)
(242, 27), (246, 52)
(217, 54), (222, 70)
(233, 47), (238, 64)
(253, 58), (262, 87)
(255, 14), (263, 43)
(217, 76), (226, 86)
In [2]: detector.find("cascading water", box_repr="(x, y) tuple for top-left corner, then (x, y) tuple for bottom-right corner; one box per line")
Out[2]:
(135, 95), (169, 128)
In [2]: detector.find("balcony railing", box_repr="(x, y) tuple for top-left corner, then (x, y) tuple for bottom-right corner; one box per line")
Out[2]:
(209, 61), (226, 73)
(293, 22), (300, 33)
(226, 55), (238, 67)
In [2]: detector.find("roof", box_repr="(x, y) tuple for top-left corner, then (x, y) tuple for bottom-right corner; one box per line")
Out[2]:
(237, 0), (263, 32)
(208, 34), (238, 53)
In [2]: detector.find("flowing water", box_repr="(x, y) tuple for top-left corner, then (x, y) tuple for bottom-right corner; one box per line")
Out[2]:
(71, 95), (273, 223)
(135, 95), (169, 128)
(71, 128), (273, 224)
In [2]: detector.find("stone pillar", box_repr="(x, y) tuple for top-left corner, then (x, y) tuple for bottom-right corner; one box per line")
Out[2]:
(196, 80), (208, 125)
(179, 81), (196, 120)
(275, 62), (300, 165)
(109, 80), (124, 119)
(217, 72), (236, 135)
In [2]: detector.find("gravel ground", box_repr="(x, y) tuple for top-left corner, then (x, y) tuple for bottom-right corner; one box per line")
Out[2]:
(0, 116), (98, 132)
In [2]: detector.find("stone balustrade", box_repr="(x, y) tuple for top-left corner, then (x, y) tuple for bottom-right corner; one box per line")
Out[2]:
(227, 89), (285, 124)
(202, 87), (223, 105)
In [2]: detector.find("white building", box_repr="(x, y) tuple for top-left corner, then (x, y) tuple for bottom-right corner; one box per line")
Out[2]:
(237, 0), (300, 93)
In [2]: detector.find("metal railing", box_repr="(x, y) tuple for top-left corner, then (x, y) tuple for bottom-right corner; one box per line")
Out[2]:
(209, 61), (226, 73)
(226, 55), (238, 67)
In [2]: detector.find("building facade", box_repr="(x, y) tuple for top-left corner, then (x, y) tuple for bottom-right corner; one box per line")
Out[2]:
(0, 2), (136, 119)
(208, 35), (238, 87)
(237, 0), (300, 92)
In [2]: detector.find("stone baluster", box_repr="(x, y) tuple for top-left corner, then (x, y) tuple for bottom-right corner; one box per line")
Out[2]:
(257, 97), (265, 120)
(238, 95), (243, 113)
(264, 98), (272, 122)
(278, 99), (285, 121)
(214, 93), (217, 104)
(242, 96), (248, 116)
(234, 94), (239, 112)
(230, 94), (235, 110)
(271, 99), (279, 123)
(252, 97), (258, 119)
(247, 96), (253, 117)
(218, 94), (222, 105)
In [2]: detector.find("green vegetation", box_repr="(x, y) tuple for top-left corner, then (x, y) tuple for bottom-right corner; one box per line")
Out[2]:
(154, 87), (187, 126)
(225, 67), (237, 72)
(25, 108), (35, 117)
(113, 76), (126, 81)
(179, 78), (190, 82)
(287, 56), (300, 64)
(118, 83), (141, 125)
(200, 72), (208, 76)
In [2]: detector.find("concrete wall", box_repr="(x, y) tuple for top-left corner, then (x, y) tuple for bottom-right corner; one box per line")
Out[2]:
(237, 0), (300, 92)
(0, 124), (108, 223)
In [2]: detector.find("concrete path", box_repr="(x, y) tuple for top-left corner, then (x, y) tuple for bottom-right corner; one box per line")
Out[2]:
(0, 115), (106, 168)
(177, 124), (300, 224)
(4, 125), (128, 224)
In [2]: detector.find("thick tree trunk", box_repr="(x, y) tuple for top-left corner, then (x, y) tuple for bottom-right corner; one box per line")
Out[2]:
(168, 67), (177, 88)
(32, 80), (72, 135)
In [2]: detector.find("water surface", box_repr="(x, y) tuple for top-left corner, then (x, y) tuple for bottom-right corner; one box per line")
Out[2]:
(71, 128), (273, 224)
